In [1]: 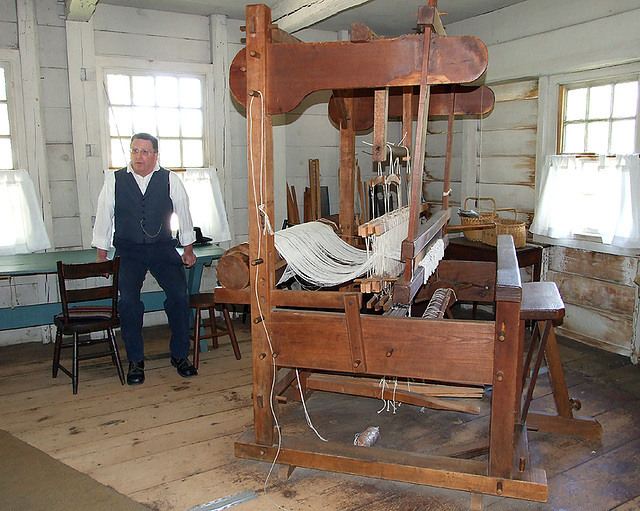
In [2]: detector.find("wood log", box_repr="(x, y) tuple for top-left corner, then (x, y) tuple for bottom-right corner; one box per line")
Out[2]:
(216, 244), (250, 290)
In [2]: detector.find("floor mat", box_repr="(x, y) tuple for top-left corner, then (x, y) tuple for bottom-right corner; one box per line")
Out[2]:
(0, 429), (151, 511)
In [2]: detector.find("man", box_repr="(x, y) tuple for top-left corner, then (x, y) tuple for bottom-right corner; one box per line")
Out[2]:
(92, 133), (198, 385)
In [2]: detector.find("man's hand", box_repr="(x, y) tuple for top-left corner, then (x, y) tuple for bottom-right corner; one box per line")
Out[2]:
(182, 245), (196, 268)
(97, 248), (108, 262)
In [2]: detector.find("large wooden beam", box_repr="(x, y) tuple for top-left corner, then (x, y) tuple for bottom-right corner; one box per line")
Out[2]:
(328, 85), (495, 131)
(230, 33), (488, 114)
(65, 0), (98, 21)
(272, 0), (371, 33)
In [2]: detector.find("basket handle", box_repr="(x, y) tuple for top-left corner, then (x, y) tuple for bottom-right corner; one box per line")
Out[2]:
(496, 207), (518, 220)
(464, 197), (497, 214)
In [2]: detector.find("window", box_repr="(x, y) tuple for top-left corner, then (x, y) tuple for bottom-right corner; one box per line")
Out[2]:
(0, 58), (50, 254)
(105, 72), (205, 168)
(560, 78), (639, 155)
(0, 64), (14, 169)
(534, 69), (640, 250)
(98, 61), (230, 243)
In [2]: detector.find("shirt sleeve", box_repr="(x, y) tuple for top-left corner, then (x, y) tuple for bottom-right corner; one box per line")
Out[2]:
(169, 171), (196, 246)
(91, 171), (116, 250)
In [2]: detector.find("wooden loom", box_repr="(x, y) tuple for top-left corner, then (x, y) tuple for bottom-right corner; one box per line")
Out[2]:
(224, 2), (548, 504)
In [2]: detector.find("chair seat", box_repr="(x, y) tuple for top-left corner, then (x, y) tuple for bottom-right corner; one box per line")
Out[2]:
(54, 315), (120, 334)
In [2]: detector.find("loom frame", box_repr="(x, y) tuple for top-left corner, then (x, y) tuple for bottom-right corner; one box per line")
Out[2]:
(228, 2), (547, 504)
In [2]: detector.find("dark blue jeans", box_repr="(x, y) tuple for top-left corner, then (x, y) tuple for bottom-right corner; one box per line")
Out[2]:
(115, 242), (190, 363)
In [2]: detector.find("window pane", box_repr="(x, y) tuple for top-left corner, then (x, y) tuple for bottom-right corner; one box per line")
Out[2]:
(109, 106), (133, 137)
(106, 70), (206, 168)
(613, 81), (638, 118)
(564, 123), (585, 153)
(156, 76), (179, 107)
(586, 121), (609, 154)
(181, 109), (202, 137)
(107, 74), (131, 105)
(588, 84), (612, 120)
(0, 104), (9, 136)
(179, 77), (202, 108)
(111, 138), (129, 168)
(183, 139), (203, 167)
(132, 76), (155, 106)
(160, 139), (181, 167)
(611, 119), (636, 154)
(157, 107), (180, 137)
(0, 68), (6, 101)
(565, 88), (587, 121)
(0, 139), (12, 169)
(132, 107), (157, 135)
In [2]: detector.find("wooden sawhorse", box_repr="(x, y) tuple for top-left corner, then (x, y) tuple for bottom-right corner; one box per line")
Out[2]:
(520, 281), (602, 440)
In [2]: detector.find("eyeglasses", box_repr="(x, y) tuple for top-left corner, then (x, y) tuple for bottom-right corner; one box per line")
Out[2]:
(130, 148), (156, 156)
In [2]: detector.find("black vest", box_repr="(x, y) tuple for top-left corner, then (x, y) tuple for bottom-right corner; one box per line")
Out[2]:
(113, 167), (174, 247)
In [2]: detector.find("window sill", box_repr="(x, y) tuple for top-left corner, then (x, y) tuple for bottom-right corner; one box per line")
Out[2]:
(532, 233), (640, 258)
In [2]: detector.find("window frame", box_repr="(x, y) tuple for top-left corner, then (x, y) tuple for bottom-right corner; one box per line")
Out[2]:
(96, 57), (216, 171)
(538, 62), (640, 256)
(557, 75), (640, 155)
(0, 50), (28, 172)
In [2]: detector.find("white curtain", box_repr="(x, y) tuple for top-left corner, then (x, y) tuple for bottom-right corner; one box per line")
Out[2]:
(530, 154), (640, 248)
(0, 170), (51, 255)
(182, 168), (231, 242)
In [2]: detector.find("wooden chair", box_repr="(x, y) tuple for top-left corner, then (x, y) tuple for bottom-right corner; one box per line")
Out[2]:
(520, 281), (602, 439)
(53, 257), (125, 394)
(190, 293), (241, 369)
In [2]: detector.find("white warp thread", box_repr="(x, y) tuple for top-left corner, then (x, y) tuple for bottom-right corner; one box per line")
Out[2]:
(275, 221), (374, 287)
(419, 238), (445, 284)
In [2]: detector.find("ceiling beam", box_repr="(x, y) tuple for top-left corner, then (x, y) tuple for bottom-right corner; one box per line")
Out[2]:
(65, 0), (99, 22)
(272, 0), (372, 33)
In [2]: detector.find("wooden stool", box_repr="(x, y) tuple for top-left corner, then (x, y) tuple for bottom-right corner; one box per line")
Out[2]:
(190, 293), (241, 369)
(520, 281), (601, 440)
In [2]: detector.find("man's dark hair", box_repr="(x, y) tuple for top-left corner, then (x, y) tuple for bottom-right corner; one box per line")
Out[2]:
(131, 133), (158, 152)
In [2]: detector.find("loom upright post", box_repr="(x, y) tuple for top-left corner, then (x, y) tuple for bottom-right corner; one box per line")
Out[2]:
(245, 4), (276, 447)
(338, 91), (357, 242)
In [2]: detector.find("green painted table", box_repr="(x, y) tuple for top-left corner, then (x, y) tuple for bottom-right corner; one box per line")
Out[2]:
(0, 244), (224, 331)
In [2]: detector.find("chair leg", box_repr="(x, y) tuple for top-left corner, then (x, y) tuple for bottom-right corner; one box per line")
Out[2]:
(223, 305), (242, 360)
(108, 328), (125, 385)
(52, 329), (63, 378)
(193, 307), (202, 370)
(208, 306), (219, 349)
(72, 333), (79, 395)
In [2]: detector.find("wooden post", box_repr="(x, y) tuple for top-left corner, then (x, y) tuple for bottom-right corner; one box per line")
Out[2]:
(339, 91), (356, 242)
(489, 236), (522, 479)
(442, 90), (455, 210)
(372, 88), (389, 163)
(245, 3), (276, 447)
(404, 5), (435, 278)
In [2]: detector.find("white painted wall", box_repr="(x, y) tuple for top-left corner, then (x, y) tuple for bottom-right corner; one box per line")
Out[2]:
(3, 0), (640, 353)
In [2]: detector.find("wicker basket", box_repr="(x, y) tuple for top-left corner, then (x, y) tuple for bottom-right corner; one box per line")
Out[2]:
(461, 197), (497, 242)
(482, 208), (527, 248)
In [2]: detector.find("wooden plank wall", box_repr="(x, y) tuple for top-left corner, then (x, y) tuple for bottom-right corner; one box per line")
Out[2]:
(423, 79), (538, 231)
(548, 246), (639, 359)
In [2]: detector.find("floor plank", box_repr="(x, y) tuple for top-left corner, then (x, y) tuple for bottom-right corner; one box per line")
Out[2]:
(1, 320), (639, 511)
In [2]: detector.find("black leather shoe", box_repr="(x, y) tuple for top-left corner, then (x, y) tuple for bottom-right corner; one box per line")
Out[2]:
(127, 360), (145, 385)
(171, 357), (198, 378)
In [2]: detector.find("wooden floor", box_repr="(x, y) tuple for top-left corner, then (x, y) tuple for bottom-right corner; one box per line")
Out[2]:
(1, 315), (640, 511)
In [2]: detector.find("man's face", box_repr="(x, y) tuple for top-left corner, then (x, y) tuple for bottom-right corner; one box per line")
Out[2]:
(130, 139), (159, 177)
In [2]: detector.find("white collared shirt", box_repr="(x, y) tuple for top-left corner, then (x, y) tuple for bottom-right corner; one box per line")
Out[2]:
(91, 162), (196, 250)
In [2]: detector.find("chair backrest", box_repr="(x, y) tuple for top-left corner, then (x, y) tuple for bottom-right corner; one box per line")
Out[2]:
(56, 257), (120, 324)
